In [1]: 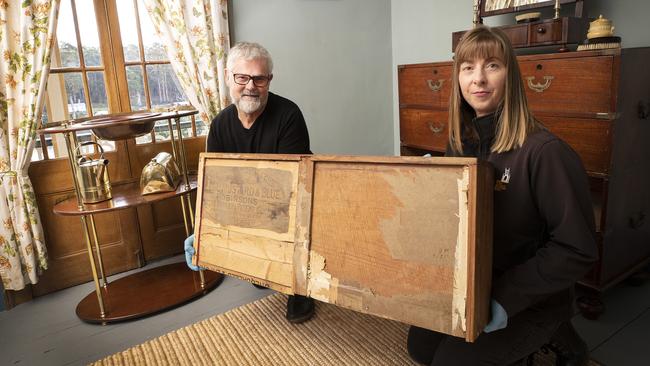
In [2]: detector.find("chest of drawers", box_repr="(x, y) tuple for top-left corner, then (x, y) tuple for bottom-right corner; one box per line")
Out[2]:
(398, 48), (650, 318)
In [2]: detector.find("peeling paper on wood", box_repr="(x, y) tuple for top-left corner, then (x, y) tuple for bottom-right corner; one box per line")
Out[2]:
(307, 250), (336, 303)
(452, 167), (470, 333)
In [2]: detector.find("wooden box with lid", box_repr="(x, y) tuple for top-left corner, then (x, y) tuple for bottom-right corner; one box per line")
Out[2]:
(193, 153), (494, 341)
(398, 48), (650, 317)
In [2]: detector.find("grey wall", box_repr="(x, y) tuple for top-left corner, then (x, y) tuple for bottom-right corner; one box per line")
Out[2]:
(391, 0), (472, 153)
(230, 0), (394, 155)
(584, 0), (650, 49)
(229, 0), (650, 156)
(391, 0), (650, 153)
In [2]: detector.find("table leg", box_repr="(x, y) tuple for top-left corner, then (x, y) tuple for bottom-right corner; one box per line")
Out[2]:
(169, 114), (204, 288)
(63, 131), (107, 317)
(81, 214), (106, 317)
(88, 214), (107, 287)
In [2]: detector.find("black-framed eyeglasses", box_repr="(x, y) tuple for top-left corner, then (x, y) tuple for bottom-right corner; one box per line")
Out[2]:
(232, 73), (272, 87)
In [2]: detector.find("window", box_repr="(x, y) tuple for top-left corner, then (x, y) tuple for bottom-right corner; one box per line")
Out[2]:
(117, 0), (207, 144)
(36, 0), (112, 160)
(34, 0), (209, 161)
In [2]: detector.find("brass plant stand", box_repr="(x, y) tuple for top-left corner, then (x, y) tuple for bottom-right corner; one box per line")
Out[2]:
(39, 110), (223, 323)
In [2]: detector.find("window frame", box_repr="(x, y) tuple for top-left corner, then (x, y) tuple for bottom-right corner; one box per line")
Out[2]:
(35, 0), (206, 161)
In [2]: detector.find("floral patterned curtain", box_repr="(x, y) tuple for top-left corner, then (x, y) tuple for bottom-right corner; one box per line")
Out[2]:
(0, 1), (59, 290)
(142, 0), (230, 123)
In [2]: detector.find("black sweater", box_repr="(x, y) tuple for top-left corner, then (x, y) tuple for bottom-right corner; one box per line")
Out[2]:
(447, 114), (598, 320)
(207, 92), (311, 154)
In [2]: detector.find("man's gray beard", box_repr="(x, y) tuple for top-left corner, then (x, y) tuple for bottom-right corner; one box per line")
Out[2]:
(232, 92), (268, 115)
(237, 98), (262, 114)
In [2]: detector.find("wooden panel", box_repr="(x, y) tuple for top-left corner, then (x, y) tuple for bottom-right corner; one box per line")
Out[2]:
(308, 158), (491, 341)
(194, 154), (302, 293)
(94, 0), (122, 112)
(538, 116), (612, 175)
(398, 63), (452, 109)
(133, 137), (205, 261)
(28, 147), (141, 296)
(399, 108), (448, 153)
(29, 142), (132, 193)
(195, 154), (493, 342)
(466, 159), (494, 339)
(183, 137), (207, 172)
(32, 193), (141, 296)
(137, 195), (190, 261)
(27, 136), (202, 296)
(519, 56), (614, 115)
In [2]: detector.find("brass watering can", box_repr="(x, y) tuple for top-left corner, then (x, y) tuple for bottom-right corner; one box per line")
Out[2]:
(74, 141), (112, 204)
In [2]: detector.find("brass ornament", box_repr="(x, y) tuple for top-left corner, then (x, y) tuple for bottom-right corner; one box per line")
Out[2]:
(140, 152), (182, 195)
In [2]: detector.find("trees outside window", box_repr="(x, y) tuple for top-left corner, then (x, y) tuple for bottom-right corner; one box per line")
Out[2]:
(34, 0), (208, 161)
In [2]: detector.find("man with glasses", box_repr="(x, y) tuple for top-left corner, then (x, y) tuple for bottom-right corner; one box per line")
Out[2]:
(206, 42), (311, 155)
(185, 42), (314, 323)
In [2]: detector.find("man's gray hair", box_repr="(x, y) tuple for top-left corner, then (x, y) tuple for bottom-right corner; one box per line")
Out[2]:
(226, 42), (274, 74)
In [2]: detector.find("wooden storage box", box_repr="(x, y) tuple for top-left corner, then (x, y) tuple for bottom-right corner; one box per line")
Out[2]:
(194, 153), (493, 342)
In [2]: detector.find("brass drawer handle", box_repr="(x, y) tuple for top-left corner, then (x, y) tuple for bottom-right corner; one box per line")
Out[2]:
(428, 122), (444, 134)
(526, 75), (555, 93)
(427, 79), (444, 92)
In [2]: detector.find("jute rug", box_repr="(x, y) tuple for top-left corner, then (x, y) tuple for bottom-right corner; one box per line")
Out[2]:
(91, 294), (599, 366)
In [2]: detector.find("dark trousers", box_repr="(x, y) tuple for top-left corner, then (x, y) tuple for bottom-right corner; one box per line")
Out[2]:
(407, 307), (563, 366)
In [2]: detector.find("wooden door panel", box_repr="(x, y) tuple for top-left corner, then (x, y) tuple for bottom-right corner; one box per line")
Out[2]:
(28, 135), (204, 296)
(30, 141), (132, 193)
(32, 192), (141, 296)
(132, 137), (206, 261)
(136, 196), (190, 261)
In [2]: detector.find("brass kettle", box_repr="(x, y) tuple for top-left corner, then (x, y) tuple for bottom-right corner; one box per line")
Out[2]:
(74, 141), (112, 204)
(140, 152), (182, 195)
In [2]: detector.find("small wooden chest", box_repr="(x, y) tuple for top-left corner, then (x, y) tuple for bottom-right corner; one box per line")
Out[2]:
(194, 154), (493, 342)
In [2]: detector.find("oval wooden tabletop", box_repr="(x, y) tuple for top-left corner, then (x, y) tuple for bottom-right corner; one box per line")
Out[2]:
(54, 175), (197, 216)
(38, 110), (198, 135)
(76, 262), (224, 323)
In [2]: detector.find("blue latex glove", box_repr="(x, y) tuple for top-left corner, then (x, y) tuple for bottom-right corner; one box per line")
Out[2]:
(184, 234), (201, 271)
(484, 299), (508, 333)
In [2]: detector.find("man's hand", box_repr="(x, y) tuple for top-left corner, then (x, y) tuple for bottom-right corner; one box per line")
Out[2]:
(484, 299), (508, 333)
(184, 234), (201, 271)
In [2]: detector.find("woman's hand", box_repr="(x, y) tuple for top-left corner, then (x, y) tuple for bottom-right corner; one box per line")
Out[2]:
(484, 299), (508, 333)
